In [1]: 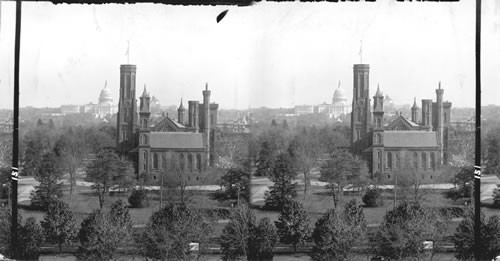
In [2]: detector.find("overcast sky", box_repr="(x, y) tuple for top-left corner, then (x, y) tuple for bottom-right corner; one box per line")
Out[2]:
(0, 1), (499, 110)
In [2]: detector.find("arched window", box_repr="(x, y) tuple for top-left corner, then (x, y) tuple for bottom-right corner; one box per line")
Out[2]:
(376, 118), (382, 128)
(142, 134), (148, 145)
(386, 152), (392, 170)
(196, 154), (202, 171)
(431, 152), (436, 171)
(421, 153), (427, 170)
(161, 154), (167, 170)
(142, 151), (147, 171)
(395, 153), (400, 170)
(413, 152), (418, 169)
(188, 154), (193, 172)
(179, 153), (184, 171)
(153, 153), (158, 169)
(376, 151), (382, 171)
(142, 119), (148, 129)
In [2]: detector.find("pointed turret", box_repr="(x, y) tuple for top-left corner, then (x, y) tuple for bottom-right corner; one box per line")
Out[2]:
(177, 98), (186, 124)
(372, 84), (384, 128)
(375, 84), (383, 97)
(411, 97), (419, 123)
(412, 97), (418, 109)
(141, 84), (149, 98)
(139, 84), (150, 113)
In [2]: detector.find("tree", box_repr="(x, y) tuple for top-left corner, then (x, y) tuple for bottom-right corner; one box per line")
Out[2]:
(255, 141), (274, 177)
(320, 150), (368, 208)
(374, 201), (445, 260)
(77, 210), (121, 261)
(1, 207), (44, 260)
(289, 133), (321, 197)
(248, 217), (279, 261)
(394, 168), (424, 203)
(493, 185), (500, 208)
(275, 200), (311, 253)
(220, 205), (255, 261)
(362, 187), (383, 207)
(454, 209), (500, 260)
(83, 127), (115, 154)
(318, 126), (349, 155)
(0, 206), (21, 258)
(53, 128), (88, 199)
(128, 189), (149, 208)
(41, 200), (78, 253)
(443, 165), (474, 202)
(264, 153), (297, 210)
(310, 201), (366, 261)
(215, 130), (251, 169)
(109, 199), (133, 242)
(140, 202), (213, 261)
(18, 217), (44, 260)
(221, 204), (279, 261)
(485, 127), (500, 175)
(163, 166), (192, 204)
(217, 167), (250, 203)
(22, 128), (57, 177)
(85, 149), (132, 208)
(30, 151), (64, 210)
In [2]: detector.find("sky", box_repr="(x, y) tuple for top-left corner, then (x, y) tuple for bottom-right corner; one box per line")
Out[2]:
(0, 1), (499, 110)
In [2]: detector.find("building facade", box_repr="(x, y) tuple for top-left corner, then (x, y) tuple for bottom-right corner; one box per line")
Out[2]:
(350, 64), (452, 182)
(116, 64), (218, 182)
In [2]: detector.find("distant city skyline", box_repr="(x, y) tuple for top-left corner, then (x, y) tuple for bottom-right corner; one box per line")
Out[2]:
(0, 1), (499, 110)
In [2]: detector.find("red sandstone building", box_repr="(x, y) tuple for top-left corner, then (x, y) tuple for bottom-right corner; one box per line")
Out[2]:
(350, 64), (452, 182)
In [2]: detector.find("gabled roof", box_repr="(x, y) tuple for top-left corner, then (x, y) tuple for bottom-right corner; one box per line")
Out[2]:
(149, 132), (204, 149)
(385, 114), (420, 130)
(152, 116), (186, 132)
(383, 131), (438, 148)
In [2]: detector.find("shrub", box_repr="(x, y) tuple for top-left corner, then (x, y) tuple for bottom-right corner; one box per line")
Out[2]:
(41, 200), (78, 253)
(18, 217), (44, 260)
(493, 185), (500, 208)
(128, 189), (149, 208)
(362, 188), (383, 207)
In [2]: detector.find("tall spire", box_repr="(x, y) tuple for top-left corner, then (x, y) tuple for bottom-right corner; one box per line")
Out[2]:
(104, 80), (108, 89)
(412, 97), (418, 108)
(338, 80), (341, 89)
(141, 84), (148, 97)
(375, 83), (382, 97)
(439, 81), (441, 89)
(178, 98), (185, 110)
(205, 82), (208, 91)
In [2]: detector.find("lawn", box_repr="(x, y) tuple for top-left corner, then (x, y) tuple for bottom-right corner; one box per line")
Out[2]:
(18, 182), (230, 229)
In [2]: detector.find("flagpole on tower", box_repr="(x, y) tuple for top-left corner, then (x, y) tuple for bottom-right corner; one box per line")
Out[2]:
(359, 40), (363, 64)
(126, 40), (130, 64)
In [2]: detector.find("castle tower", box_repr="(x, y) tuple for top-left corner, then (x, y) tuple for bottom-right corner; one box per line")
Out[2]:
(421, 99), (433, 130)
(435, 82), (444, 165)
(177, 98), (185, 125)
(138, 85), (151, 175)
(188, 100), (199, 132)
(373, 84), (384, 128)
(117, 64), (137, 158)
(411, 97), (419, 124)
(351, 64), (370, 155)
(202, 83), (211, 165)
(372, 84), (385, 176)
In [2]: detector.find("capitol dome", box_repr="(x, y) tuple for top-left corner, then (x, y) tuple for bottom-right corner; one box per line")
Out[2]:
(99, 84), (113, 105)
(332, 86), (347, 104)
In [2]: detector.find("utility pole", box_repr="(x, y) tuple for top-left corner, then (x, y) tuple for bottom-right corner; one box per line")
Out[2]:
(11, 0), (22, 259)
(474, 0), (482, 260)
